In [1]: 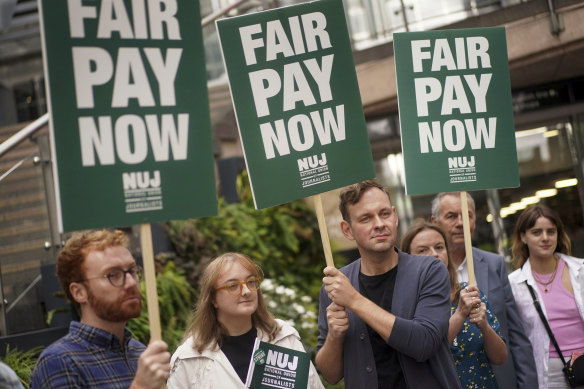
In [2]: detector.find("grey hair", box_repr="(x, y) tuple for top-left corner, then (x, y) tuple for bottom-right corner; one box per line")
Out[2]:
(431, 192), (476, 221)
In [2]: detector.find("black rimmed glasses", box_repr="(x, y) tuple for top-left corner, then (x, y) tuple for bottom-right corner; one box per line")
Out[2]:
(77, 266), (142, 287)
(215, 278), (261, 295)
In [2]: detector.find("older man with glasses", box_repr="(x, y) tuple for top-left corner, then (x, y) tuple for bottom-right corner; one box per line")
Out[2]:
(30, 229), (170, 389)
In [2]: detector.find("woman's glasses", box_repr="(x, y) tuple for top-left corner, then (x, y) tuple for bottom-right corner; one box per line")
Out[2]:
(215, 278), (261, 295)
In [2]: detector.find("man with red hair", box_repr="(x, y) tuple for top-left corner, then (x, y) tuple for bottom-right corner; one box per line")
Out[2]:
(31, 229), (170, 388)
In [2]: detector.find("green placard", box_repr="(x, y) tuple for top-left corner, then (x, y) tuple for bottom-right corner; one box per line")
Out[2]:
(246, 339), (310, 389)
(394, 27), (519, 195)
(38, 0), (217, 232)
(216, 0), (375, 209)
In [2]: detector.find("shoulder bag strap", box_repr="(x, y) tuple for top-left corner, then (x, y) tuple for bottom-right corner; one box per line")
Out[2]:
(524, 280), (568, 366)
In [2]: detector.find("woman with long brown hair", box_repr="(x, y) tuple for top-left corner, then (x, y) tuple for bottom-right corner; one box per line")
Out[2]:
(509, 204), (584, 389)
(401, 220), (507, 389)
(167, 252), (323, 388)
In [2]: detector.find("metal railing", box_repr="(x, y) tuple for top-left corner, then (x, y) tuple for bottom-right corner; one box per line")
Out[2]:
(0, 115), (54, 336)
(0, 113), (48, 159)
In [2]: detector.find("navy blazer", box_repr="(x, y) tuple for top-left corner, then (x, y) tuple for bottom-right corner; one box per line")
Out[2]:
(317, 249), (461, 389)
(472, 247), (538, 389)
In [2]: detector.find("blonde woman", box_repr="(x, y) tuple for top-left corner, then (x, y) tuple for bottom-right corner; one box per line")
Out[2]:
(168, 252), (324, 388)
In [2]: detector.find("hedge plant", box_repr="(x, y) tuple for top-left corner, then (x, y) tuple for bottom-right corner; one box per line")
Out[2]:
(127, 259), (195, 351)
(166, 171), (344, 299)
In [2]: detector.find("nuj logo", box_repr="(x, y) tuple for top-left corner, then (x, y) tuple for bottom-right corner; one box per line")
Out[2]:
(448, 156), (475, 168)
(297, 153), (327, 172)
(123, 170), (161, 190)
(265, 350), (298, 371)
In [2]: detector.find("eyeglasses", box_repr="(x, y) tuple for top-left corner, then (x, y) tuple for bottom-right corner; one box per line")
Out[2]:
(77, 266), (142, 287)
(215, 278), (261, 295)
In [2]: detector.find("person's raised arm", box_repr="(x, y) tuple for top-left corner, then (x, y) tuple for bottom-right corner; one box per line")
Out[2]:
(322, 266), (396, 344)
(130, 340), (171, 389)
(449, 286), (480, 343)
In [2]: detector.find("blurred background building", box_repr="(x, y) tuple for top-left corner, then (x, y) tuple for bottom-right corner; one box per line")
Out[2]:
(1, 0), (583, 343)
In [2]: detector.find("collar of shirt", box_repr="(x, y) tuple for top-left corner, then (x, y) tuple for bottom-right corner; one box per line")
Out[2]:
(456, 258), (469, 283)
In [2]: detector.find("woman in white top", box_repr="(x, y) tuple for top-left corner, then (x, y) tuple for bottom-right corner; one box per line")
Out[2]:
(508, 205), (584, 389)
(167, 252), (324, 388)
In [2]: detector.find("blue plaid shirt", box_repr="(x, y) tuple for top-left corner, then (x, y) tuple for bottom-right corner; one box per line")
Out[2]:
(30, 321), (146, 388)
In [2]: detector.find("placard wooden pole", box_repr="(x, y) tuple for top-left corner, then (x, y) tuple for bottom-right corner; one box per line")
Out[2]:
(460, 191), (476, 286)
(140, 223), (162, 341)
(313, 194), (335, 268)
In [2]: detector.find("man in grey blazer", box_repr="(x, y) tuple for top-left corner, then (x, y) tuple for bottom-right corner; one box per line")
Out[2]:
(431, 192), (538, 389)
(316, 181), (461, 389)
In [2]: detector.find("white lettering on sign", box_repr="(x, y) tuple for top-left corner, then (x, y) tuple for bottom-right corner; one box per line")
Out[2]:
(298, 153), (327, 171)
(410, 35), (497, 154)
(260, 105), (345, 159)
(123, 170), (161, 190)
(72, 47), (113, 109)
(79, 113), (189, 166)
(239, 12), (331, 66)
(448, 156), (475, 168)
(411, 37), (491, 73)
(248, 54), (334, 117)
(67, 0), (181, 40)
(265, 350), (299, 371)
(237, 11), (347, 161)
(414, 74), (491, 117)
(418, 117), (497, 153)
(72, 47), (182, 109)
(64, 0), (193, 183)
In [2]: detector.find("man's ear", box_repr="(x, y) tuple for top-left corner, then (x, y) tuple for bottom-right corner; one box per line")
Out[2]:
(70, 282), (88, 305)
(340, 220), (355, 241)
(430, 215), (437, 224)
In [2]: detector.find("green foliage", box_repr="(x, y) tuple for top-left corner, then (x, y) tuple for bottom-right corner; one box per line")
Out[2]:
(261, 279), (318, 350)
(166, 171), (344, 300)
(0, 345), (43, 388)
(128, 259), (195, 351)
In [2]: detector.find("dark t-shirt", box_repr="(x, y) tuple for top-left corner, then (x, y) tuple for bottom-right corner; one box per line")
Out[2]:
(221, 327), (257, 383)
(359, 266), (407, 389)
